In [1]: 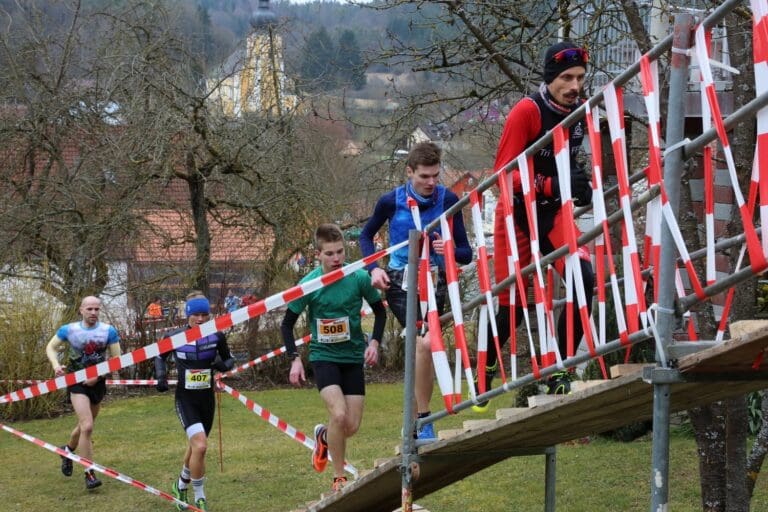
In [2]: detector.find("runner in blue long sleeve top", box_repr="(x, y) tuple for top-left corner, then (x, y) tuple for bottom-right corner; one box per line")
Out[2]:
(359, 142), (472, 442)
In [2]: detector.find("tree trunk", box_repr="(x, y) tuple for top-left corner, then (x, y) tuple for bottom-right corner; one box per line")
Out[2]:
(691, 10), (760, 512)
(747, 390), (768, 498)
(186, 150), (211, 296)
(725, 396), (749, 511)
(690, 402), (727, 511)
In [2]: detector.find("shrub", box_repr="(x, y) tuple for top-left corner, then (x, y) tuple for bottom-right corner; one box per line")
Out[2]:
(0, 284), (65, 420)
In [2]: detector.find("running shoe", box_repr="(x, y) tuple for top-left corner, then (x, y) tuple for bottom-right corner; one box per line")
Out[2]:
(172, 481), (188, 511)
(312, 424), (329, 473)
(84, 470), (102, 490)
(60, 445), (73, 477)
(546, 370), (573, 395)
(195, 497), (208, 511)
(331, 476), (348, 492)
(471, 362), (498, 413)
(416, 422), (436, 441)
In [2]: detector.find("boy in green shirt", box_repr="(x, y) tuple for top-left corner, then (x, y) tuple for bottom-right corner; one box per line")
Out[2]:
(280, 223), (386, 492)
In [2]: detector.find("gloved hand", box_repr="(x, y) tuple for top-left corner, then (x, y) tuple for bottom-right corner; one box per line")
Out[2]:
(156, 378), (169, 393)
(534, 173), (559, 198)
(570, 171), (593, 206)
(212, 357), (235, 372)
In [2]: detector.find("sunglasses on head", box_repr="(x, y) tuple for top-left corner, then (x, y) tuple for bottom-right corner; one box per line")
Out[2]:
(552, 47), (589, 64)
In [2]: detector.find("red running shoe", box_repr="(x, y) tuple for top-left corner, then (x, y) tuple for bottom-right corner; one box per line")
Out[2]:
(312, 424), (328, 473)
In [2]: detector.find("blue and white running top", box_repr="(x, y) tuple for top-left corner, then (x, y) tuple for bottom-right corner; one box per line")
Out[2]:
(55, 322), (120, 371)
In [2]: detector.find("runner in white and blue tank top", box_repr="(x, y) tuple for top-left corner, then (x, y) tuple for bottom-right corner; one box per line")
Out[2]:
(46, 296), (121, 491)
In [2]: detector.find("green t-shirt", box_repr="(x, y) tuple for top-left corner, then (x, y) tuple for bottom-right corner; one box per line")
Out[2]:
(288, 265), (381, 364)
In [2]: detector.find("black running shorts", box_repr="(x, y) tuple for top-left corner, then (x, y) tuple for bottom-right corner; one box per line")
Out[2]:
(69, 378), (107, 405)
(174, 390), (216, 436)
(311, 361), (365, 396)
(385, 268), (447, 328)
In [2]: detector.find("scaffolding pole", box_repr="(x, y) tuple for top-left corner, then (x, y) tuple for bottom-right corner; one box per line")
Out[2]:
(651, 11), (694, 512)
(400, 229), (421, 512)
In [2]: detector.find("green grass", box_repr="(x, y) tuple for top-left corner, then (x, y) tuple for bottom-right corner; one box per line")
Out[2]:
(2, 382), (768, 511)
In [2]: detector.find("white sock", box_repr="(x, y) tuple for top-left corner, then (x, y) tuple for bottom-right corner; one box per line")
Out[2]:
(191, 477), (205, 501)
(178, 466), (191, 490)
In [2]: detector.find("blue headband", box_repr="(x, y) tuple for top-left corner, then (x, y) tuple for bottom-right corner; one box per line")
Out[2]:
(185, 297), (210, 316)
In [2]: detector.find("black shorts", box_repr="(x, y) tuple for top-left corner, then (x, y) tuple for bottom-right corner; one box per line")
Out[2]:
(69, 378), (107, 405)
(311, 361), (365, 396)
(175, 390), (215, 436)
(385, 268), (447, 328)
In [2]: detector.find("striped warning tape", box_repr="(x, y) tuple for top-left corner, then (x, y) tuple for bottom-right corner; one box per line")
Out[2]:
(0, 379), (178, 386)
(216, 382), (358, 478)
(584, 101), (629, 348)
(217, 336), (309, 379)
(639, 55), (706, 301)
(468, 190), (506, 390)
(694, 25), (768, 273)
(498, 164), (547, 377)
(553, 126), (606, 378)
(0, 241), (406, 405)
(0, 422), (201, 511)
(752, 0), (768, 258)
(440, 213), (475, 403)
(421, 235), (455, 413)
(604, 82), (648, 334)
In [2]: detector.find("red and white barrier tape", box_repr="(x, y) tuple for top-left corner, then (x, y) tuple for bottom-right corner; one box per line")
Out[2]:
(585, 102), (629, 347)
(217, 382), (358, 478)
(421, 236), (455, 413)
(469, 190), (506, 390)
(516, 154), (551, 378)
(0, 379), (178, 386)
(695, 25), (768, 273)
(553, 126), (603, 373)
(0, 422), (200, 511)
(440, 214), (476, 403)
(218, 337), (309, 379)
(753, 0), (768, 258)
(499, 164), (546, 377)
(407, 196), (430, 333)
(0, 241), (405, 405)
(604, 83), (648, 334)
(640, 55), (707, 301)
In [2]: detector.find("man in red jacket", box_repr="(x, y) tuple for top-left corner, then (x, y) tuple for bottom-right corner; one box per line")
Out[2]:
(476, 42), (594, 410)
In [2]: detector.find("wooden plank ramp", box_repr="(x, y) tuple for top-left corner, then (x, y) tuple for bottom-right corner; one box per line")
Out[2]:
(294, 322), (768, 512)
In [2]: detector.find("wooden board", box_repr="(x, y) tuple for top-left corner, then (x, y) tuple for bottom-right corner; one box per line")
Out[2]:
(301, 328), (768, 512)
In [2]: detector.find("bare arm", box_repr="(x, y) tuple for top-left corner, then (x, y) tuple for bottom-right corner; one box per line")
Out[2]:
(45, 335), (67, 376)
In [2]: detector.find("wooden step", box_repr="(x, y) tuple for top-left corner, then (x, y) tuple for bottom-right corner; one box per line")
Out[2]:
(462, 419), (495, 430)
(528, 394), (567, 407)
(730, 319), (768, 339)
(570, 379), (606, 392)
(437, 428), (464, 440)
(495, 407), (528, 419)
(392, 504), (430, 511)
(609, 364), (650, 378)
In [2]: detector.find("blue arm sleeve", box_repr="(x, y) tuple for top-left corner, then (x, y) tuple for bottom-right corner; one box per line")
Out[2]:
(359, 191), (396, 272)
(444, 192), (473, 265)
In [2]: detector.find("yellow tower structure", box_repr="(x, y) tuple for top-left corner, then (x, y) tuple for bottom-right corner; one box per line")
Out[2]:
(207, 0), (298, 117)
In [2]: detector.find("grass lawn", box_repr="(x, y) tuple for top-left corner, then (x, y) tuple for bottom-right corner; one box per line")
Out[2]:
(2, 381), (768, 511)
